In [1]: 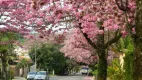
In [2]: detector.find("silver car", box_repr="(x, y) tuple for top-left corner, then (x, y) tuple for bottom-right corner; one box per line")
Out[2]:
(27, 72), (36, 80)
(34, 71), (49, 80)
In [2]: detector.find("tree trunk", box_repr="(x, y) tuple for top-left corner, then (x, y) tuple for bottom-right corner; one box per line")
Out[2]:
(96, 27), (107, 80)
(1, 57), (7, 80)
(133, 35), (142, 80)
(133, 0), (142, 80)
(97, 49), (107, 80)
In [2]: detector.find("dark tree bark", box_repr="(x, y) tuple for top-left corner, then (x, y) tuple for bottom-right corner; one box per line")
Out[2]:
(96, 33), (107, 80)
(133, 0), (142, 80)
(1, 54), (7, 80)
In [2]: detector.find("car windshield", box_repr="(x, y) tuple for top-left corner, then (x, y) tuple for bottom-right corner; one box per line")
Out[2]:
(28, 72), (36, 75)
(36, 72), (46, 75)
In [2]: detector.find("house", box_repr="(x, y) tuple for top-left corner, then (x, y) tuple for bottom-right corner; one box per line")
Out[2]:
(9, 46), (33, 77)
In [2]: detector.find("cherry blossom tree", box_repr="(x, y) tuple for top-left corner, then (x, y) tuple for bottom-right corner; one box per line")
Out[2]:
(27, 0), (135, 80)
(1, 0), (138, 80)
(0, 0), (31, 36)
(60, 28), (98, 64)
(0, 1), (31, 79)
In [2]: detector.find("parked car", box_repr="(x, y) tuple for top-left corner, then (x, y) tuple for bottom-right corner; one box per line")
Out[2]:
(34, 71), (49, 80)
(80, 67), (88, 75)
(61, 71), (69, 76)
(80, 67), (92, 75)
(27, 72), (37, 80)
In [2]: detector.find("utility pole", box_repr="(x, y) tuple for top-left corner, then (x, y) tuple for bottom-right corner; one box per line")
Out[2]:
(31, 28), (37, 72)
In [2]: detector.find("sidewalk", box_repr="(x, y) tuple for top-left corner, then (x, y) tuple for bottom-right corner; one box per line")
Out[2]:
(12, 77), (26, 80)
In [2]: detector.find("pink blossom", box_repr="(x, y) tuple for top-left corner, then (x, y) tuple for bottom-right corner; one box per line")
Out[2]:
(128, 2), (136, 10)
(98, 30), (104, 34)
(39, 12), (45, 17)
(26, 13), (34, 20)
(36, 20), (44, 25)
(57, 13), (62, 19)
(113, 24), (119, 30)
(121, 30), (128, 37)
(132, 28), (136, 34)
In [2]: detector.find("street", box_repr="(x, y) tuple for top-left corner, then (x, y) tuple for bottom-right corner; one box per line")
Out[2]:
(50, 76), (85, 80)
(12, 75), (93, 80)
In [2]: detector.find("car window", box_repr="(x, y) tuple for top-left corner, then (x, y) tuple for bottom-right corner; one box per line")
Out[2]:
(28, 72), (36, 75)
(37, 72), (46, 75)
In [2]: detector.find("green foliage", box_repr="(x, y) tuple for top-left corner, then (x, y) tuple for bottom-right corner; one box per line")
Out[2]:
(92, 64), (98, 76)
(109, 36), (134, 80)
(0, 32), (19, 53)
(107, 59), (124, 80)
(0, 31), (20, 80)
(119, 36), (134, 80)
(92, 70), (98, 76)
(29, 43), (68, 75)
(16, 58), (29, 68)
(115, 36), (134, 53)
(8, 70), (14, 79)
(89, 63), (98, 76)
(123, 53), (133, 80)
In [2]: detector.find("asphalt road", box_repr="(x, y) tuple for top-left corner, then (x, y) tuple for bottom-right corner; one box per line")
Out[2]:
(49, 76), (86, 80)
(12, 74), (93, 80)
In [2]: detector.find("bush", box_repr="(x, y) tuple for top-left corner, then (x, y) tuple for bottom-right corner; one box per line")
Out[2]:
(91, 64), (98, 76)
(107, 59), (124, 80)
(123, 53), (133, 80)
(8, 70), (14, 80)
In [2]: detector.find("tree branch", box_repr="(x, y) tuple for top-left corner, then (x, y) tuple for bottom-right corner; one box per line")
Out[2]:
(115, 0), (128, 12)
(115, 0), (123, 10)
(78, 23), (99, 49)
(105, 32), (122, 48)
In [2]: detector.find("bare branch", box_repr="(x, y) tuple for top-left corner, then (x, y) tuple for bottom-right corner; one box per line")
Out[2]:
(105, 32), (122, 48)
